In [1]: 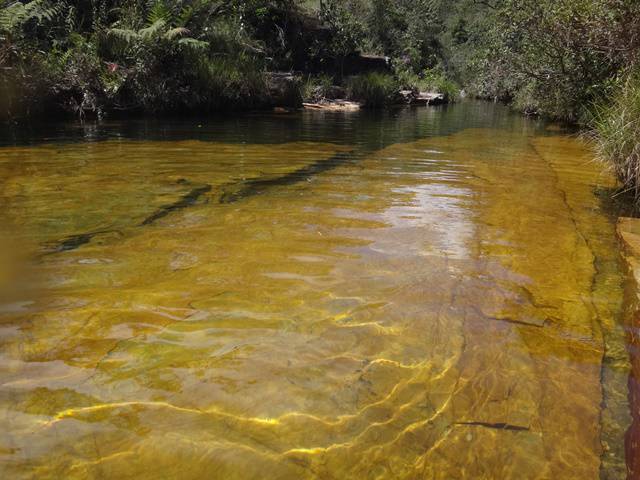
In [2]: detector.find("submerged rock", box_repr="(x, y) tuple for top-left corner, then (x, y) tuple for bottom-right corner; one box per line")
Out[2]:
(617, 217), (640, 479)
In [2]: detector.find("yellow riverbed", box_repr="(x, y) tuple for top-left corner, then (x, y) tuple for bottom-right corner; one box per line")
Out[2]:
(0, 117), (631, 479)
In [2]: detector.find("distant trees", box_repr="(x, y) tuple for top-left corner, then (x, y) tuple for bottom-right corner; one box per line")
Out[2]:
(318, 0), (365, 78)
(444, 0), (640, 120)
(366, 0), (442, 72)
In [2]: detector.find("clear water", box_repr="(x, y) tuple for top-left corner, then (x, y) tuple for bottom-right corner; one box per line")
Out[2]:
(0, 103), (631, 479)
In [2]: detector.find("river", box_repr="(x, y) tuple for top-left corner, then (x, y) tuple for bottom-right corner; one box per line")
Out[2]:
(0, 102), (633, 479)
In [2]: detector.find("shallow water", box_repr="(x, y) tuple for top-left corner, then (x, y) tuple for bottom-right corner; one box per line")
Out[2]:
(0, 103), (632, 479)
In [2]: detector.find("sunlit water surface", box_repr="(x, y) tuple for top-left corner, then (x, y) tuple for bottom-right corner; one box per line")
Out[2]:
(0, 103), (632, 479)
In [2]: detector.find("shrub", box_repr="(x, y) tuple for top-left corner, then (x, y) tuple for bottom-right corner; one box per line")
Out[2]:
(44, 33), (115, 118)
(346, 72), (398, 107)
(446, 0), (640, 120)
(394, 65), (459, 101)
(0, 0), (272, 118)
(420, 67), (459, 101)
(0, 0), (67, 120)
(100, 7), (267, 113)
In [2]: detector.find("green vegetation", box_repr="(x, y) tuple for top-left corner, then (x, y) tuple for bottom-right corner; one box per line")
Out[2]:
(346, 72), (397, 107)
(2, 0), (640, 201)
(0, 0), (458, 120)
(396, 67), (459, 101)
(444, 0), (639, 120)
(0, 0), (277, 118)
(590, 68), (640, 201)
(301, 74), (333, 103)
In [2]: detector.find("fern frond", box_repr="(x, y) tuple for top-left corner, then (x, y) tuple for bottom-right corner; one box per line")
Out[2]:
(176, 5), (193, 28)
(27, 1), (61, 23)
(164, 27), (189, 40)
(178, 37), (209, 50)
(0, 2), (26, 32)
(107, 27), (140, 44)
(139, 18), (166, 39)
(0, 0), (64, 33)
(146, 1), (171, 25)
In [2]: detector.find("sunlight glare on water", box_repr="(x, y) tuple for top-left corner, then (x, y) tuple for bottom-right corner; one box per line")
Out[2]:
(0, 103), (632, 479)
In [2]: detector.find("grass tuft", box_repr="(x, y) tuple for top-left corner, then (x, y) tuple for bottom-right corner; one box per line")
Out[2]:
(590, 68), (640, 205)
(346, 72), (398, 107)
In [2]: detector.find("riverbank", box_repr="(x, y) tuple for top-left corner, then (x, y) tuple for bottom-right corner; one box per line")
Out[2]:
(0, 1), (457, 123)
(1, 67), (454, 123)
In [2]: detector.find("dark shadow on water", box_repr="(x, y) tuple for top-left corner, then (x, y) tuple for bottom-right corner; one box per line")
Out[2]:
(0, 101), (545, 151)
(219, 151), (356, 204)
(42, 229), (123, 255)
(595, 186), (639, 220)
(140, 185), (212, 226)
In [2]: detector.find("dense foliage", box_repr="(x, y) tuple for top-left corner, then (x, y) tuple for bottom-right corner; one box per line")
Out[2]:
(0, 1), (283, 117)
(4, 0), (638, 117)
(0, 0), (460, 119)
(446, 0), (640, 120)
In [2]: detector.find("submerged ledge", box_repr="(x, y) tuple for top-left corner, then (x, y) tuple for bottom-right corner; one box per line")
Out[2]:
(616, 217), (640, 478)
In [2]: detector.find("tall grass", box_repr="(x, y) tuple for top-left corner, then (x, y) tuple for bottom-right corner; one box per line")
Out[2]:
(590, 68), (640, 204)
(301, 74), (334, 103)
(346, 72), (398, 107)
(189, 54), (268, 111)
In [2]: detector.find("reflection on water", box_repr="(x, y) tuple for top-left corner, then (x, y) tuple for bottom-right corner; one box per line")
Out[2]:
(0, 103), (632, 479)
